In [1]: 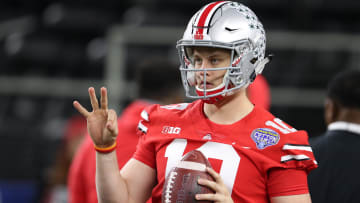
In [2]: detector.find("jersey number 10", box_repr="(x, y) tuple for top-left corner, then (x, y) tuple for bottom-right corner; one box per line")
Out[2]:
(164, 139), (240, 194)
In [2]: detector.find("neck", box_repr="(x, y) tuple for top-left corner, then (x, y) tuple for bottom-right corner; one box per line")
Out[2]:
(203, 89), (254, 125)
(336, 108), (360, 124)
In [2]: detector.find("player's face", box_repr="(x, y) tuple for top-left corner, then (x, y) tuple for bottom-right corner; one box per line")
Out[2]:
(192, 47), (231, 90)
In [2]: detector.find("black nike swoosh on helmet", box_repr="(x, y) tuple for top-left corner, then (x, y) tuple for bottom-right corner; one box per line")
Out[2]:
(225, 27), (240, 31)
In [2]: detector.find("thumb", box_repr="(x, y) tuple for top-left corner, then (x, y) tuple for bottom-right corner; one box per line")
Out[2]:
(106, 109), (118, 136)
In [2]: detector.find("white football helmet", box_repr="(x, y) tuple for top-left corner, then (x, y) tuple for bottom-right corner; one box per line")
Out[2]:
(176, 1), (271, 103)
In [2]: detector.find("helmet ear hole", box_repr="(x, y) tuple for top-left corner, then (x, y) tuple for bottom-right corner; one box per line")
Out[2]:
(250, 58), (258, 64)
(250, 71), (256, 82)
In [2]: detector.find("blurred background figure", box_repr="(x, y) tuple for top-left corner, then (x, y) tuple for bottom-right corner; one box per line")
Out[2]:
(247, 75), (271, 110)
(308, 70), (360, 203)
(68, 57), (183, 203)
(41, 115), (86, 203)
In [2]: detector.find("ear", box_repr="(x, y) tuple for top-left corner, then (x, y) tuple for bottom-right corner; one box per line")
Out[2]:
(324, 98), (339, 125)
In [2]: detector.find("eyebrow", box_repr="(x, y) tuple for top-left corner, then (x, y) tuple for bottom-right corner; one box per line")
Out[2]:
(193, 52), (226, 58)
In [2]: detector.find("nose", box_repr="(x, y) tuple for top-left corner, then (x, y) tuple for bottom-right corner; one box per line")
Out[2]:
(198, 60), (209, 69)
(196, 60), (210, 78)
(196, 67), (209, 80)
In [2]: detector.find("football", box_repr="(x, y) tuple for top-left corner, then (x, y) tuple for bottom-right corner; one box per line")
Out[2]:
(162, 150), (215, 203)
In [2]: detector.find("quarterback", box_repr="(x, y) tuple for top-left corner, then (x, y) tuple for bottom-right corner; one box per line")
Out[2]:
(73, 1), (317, 203)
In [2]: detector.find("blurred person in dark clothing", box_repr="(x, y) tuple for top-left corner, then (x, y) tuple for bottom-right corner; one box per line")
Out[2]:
(68, 57), (183, 203)
(308, 70), (360, 203)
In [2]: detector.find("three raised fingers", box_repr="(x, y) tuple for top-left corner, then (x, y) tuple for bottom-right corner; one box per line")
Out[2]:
(73, 87), (108, 118)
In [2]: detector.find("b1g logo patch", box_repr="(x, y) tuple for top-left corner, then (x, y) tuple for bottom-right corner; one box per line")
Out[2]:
(251, 128), (280, 149)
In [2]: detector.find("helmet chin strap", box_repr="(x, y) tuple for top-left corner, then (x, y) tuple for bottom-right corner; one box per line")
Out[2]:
(195, 81), (229, 104)
(196, 87), (226, 104)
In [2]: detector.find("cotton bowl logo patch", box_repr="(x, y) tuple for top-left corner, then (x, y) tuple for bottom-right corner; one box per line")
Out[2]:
(251, 128), (280, 149)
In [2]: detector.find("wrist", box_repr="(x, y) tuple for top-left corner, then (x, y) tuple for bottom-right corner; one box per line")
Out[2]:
(94, 141), (117, 153)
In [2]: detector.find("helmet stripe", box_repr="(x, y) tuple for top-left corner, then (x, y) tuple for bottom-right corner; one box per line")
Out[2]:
(196, 1), (227, 35)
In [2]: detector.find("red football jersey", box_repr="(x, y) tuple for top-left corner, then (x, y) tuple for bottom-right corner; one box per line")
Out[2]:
(68, 100), (151, 203)
(134, 100), (317, 203)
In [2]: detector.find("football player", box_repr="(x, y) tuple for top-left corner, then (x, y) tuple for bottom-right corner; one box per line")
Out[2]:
(73, 1), (317, 203)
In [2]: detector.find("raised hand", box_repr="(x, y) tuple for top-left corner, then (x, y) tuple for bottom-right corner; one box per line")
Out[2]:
(73, 87), (118, 148)
(196, 167), (234, 203)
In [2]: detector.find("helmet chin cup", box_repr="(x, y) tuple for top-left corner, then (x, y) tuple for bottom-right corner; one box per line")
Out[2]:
(195, 85), (226, 104)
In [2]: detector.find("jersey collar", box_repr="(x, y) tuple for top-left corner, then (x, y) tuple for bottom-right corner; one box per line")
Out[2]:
(328, 121), (360, 135)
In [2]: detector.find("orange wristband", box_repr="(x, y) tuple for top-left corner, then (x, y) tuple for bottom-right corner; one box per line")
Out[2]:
(94, 141), (117, 153)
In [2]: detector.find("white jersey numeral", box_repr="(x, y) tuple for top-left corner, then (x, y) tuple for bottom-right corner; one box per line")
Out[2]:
(164, 139), (240, 194)
(164, 139), (187, 178)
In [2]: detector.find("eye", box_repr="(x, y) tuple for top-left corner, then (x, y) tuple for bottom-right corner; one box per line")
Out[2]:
(193, 58), (202, 65)
(210, 58), (220, 64)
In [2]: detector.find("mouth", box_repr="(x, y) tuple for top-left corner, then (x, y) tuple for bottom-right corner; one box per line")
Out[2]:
(198, 81), (213, 90)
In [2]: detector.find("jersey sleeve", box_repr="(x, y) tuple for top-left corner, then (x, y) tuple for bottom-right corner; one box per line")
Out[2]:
(266, 130), (318, 197)
(267, 168), (309, 197)
(132, 104), (159, 169)
(278, 130), (318, 173)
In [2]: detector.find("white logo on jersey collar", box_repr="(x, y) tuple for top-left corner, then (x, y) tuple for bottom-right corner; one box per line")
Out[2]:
(162, 126), (181, 135)
(202, 134), (212, 140)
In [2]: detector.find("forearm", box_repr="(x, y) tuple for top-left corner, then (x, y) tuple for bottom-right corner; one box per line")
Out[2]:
(271, 194), (312, 203)
(96, 151), (129, 203)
